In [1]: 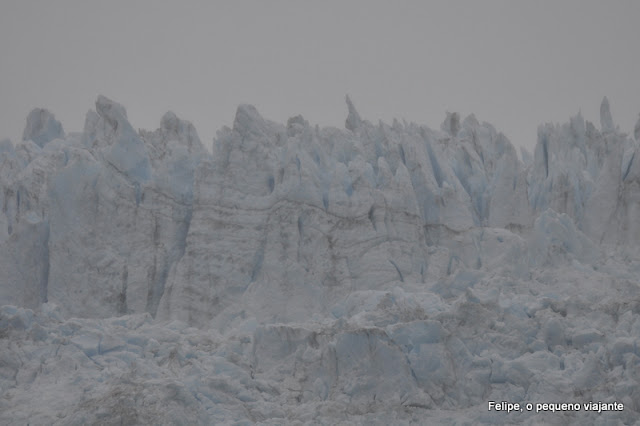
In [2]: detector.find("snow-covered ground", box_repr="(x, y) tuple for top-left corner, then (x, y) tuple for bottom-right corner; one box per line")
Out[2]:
(0, 96), (639, 424)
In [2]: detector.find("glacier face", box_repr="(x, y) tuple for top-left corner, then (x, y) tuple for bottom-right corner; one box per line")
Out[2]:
(0, 96), (639, 424)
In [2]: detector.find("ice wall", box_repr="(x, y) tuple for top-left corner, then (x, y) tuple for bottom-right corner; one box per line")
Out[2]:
(0, 95), (638, 324)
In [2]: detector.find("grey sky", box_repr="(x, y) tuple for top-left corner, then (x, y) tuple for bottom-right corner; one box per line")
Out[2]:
(1, 1), (639, 153)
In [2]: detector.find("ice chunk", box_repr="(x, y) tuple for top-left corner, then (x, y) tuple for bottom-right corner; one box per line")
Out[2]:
(70, 334), (101, 357)
(22, 108), (64, 147)
(0, 306), (34, 330)
(571, 328), (604, 349)
(528, 209), (598, 267)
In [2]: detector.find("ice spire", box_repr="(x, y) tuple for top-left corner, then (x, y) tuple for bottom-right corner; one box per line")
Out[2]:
(345, 95), (362, 132)
(441, 112), (460, 137)
(93, 95), (152, 182)
(600, 96), (614, 133)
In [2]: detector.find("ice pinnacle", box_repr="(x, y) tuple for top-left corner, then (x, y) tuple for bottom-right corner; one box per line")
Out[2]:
(600, 96), (614, 133)
(22, 108), (64, 147)
(345, 95), (362, 132)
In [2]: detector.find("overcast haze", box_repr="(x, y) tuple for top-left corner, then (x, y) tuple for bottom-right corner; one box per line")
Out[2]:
(1, 1), (639, 153)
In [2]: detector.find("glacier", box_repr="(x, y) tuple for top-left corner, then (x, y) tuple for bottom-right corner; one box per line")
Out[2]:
(0, 95), (639, 424)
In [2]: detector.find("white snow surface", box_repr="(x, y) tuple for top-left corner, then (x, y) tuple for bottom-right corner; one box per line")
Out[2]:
(0, 95), (639, 424)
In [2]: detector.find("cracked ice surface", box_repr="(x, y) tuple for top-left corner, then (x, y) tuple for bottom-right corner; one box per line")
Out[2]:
(0, 95), (639, 424)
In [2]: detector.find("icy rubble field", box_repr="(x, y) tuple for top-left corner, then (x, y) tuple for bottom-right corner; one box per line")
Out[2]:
(2, 256), (640, 425)
(1, 96), (639, 424)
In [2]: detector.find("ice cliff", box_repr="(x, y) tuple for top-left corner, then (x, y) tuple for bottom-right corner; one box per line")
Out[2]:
(0, 96), (639, 424)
